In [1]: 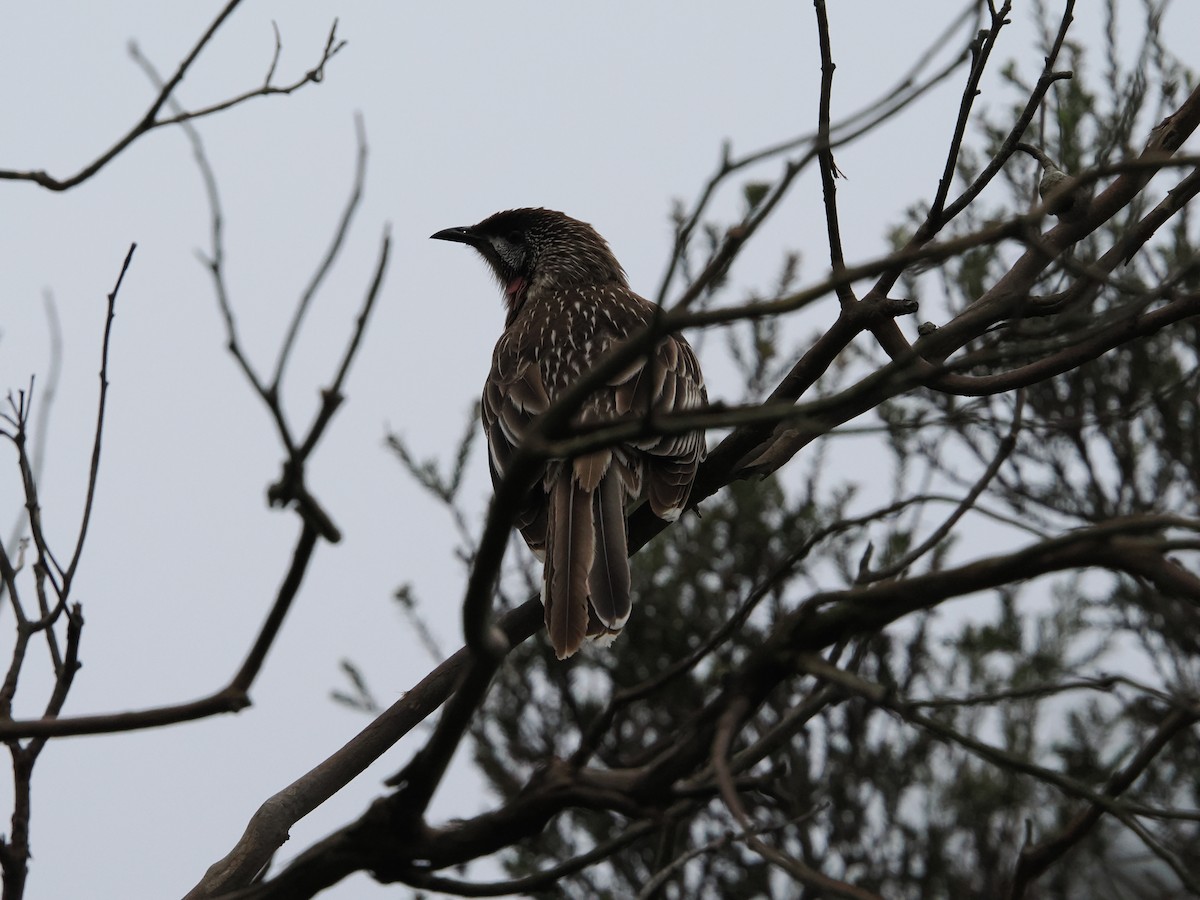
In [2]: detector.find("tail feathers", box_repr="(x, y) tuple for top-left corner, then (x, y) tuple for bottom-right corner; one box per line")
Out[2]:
(588, 468), (631, 632)
(546, 475), (594, 659)
(543, 468), (632, 658)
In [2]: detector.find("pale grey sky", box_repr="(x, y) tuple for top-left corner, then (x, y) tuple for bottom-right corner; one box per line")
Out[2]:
(1, 3), (1197, 898)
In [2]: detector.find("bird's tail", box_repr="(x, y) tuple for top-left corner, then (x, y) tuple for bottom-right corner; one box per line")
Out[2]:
(544, 461), (631, 659)
(587, 467), (632, 638)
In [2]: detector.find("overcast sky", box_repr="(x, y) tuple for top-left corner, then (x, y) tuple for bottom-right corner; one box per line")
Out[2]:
(2, 3), (1197, 898)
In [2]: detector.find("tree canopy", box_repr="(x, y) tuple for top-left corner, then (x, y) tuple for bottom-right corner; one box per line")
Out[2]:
(2, 2), (1198, 899)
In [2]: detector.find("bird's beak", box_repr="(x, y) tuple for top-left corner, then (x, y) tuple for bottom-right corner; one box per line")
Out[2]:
(430, 226), (483, 246)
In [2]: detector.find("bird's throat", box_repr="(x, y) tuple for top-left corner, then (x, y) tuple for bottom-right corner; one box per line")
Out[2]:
(504, 275), (529, 321)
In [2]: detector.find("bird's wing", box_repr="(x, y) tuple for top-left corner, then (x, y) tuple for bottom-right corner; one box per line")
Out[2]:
(608, 329), (707, 521)
(482, 330), (552, 556)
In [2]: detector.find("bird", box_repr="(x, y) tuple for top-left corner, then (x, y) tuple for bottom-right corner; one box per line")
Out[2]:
(431, 208), (707, 659)
(1016, 142), (1092, 222)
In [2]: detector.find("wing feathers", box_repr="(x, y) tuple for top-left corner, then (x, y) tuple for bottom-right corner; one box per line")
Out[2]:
(640, 335), (706, 521)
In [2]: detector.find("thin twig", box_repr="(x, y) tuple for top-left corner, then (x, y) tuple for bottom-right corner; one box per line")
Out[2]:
(812, 0), (855, 311)
(62, 245), (134, 592)
(572, 494), (936, 767)
(0, 297), (63, 615)
(859, 390), (1024, 582)
(653, 0), (982, 305)
(403, 819), (661, 897)
(0, 520), (320, 739)
(711, 695), (881, 900)
(0, 5), (343, 192)
(271, 113), (369, 393)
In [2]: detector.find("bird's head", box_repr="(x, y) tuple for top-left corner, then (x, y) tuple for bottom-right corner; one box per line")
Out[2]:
(431, 208), (627, 315)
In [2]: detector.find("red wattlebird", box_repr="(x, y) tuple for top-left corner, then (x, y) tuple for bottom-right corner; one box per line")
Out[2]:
(432, 208), (706, 659)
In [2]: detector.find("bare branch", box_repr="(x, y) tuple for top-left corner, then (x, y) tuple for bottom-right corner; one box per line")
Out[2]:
(62, 244), (134, 592)
(183, 602), (539, 898)
(813, 0), (854, 311)
(858, 390), (1024, 581)
(928, 1), (1017, 226)
(271, 114), (369, 393)
(653, 0), (982, 305)
(403, 820), (660, 897)
(1006, 705), (1200, 897)
(0, 520), (319, 740)
(712, 694), (880, 900)
(0, 295), (62, 614)
(0, 5), (343, 192)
